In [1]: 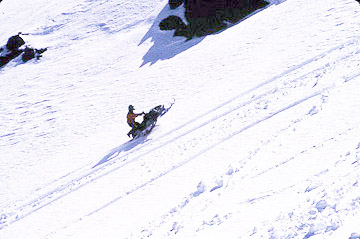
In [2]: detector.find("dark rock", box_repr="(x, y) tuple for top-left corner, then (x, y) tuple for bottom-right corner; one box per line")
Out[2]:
(169, 0), (184, 9)
(160, 16), (190, 38)
(35, 48), (47, 55)
(6, 34), (25, 51)
(22, 47), (35, 62)
(0, 56), (12, 67)
(185, 0), (262, 20)
(187, 16), (226, 37)
(22, 47), (47, 62)
(0, 49), (23, 67)
(0, 34), (47, 68)
(184, 0), (268, 38)
(159, 15), (187, 30)
(174, 27), (190, 37)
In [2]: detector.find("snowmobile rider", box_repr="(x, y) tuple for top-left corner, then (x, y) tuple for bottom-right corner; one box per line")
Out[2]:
(127, 105), (144, 137)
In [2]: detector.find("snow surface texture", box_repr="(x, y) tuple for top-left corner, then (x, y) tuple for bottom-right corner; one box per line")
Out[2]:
(1, 0), (360, 238)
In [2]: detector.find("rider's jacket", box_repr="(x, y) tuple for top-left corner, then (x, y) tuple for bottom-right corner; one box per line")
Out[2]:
(127, 112), (142, 127)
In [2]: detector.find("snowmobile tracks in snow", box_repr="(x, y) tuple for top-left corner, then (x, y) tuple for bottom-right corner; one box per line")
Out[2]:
(2, 36), (360, 232)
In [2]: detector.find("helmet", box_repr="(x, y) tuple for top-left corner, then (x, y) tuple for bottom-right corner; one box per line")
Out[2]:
(128, 105), (134, 111)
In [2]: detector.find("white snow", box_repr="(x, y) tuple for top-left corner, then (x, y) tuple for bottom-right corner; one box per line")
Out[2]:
(1, 0), (360, 238)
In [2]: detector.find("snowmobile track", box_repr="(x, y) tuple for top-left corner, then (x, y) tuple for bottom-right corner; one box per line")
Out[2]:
(2, 36), (360, 231)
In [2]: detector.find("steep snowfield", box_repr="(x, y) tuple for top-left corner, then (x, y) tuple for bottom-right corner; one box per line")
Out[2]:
(1, 0), (360, 238)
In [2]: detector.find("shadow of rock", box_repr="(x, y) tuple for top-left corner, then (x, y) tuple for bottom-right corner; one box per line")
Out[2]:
(139, 5), (204, 67)
(139, 0), (273, 67)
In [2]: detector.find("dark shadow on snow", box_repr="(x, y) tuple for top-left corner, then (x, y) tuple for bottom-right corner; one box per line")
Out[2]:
(139, 1), (274, 67)
(93, 135), (150, 168)
(139, 6), (204, 67)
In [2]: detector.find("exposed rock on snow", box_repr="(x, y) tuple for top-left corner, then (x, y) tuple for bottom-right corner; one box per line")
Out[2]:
(160, 0), (269, 38)
(159, 15), (188, 37)
(169, 0), (184, 9)
(0, 34), (47, 68)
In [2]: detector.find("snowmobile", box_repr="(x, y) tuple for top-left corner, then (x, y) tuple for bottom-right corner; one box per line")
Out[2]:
(128, 101), (174, 139)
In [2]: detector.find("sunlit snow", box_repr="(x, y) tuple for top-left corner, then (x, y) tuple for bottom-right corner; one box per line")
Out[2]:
(1, 0), (360, 238)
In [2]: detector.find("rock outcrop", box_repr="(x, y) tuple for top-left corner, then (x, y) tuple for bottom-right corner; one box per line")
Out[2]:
(169, 0), (184, 9)
(0, 34), (47, 68)
(159, 0), (269, 39)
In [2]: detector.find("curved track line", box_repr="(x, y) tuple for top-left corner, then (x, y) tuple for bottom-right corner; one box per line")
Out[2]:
(2, 36), (360, 231)
(67, 88), (329, 229)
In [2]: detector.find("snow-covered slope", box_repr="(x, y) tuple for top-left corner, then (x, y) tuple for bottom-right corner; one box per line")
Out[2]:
(1, 0), (360, 238)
